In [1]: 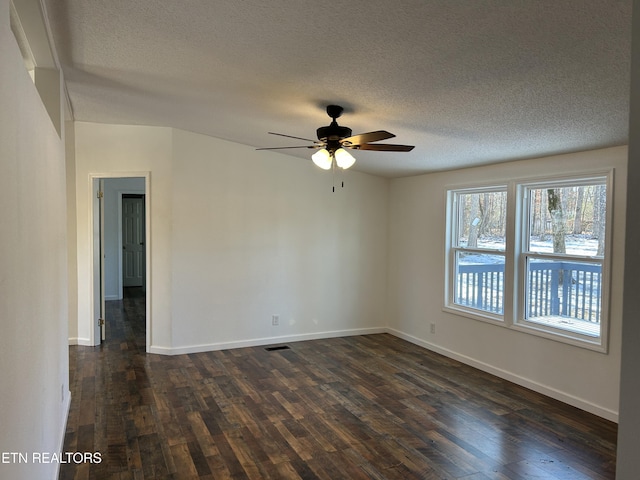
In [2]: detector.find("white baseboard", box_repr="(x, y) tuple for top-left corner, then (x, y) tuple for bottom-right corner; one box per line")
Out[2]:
(68, 337), (92, 346)
(386, 327), (618, 422)
(148, 327), (387, 356)
(53, 390), (72, 480)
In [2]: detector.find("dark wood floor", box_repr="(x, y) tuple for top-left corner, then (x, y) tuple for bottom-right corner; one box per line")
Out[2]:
(61, 290), (617, 479)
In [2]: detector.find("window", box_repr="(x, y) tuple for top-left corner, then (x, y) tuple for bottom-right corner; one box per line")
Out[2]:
(518, 179), (608, 343)
(449, 188), (507, 320)
(445, 173), (612, 351)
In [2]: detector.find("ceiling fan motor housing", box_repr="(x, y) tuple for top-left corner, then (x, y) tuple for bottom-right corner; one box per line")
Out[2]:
(316, 123), (352, 143)
(317, 104), (352, 146)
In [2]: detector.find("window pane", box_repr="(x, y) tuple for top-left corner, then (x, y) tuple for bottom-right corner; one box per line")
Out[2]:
(525, 258), (602, 337)
(527, 184), (606, 257)
(456, 191), (506, 250)
(454, 251), (504, 315)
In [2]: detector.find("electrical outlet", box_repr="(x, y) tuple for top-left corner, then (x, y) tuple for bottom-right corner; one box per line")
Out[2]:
(430, 323), (436, 334)
(272, 314), (280, 326)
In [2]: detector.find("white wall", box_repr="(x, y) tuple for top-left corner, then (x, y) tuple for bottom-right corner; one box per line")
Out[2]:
(73, 124), (389, 353)
(387, 146), (627, 420)
(169, 129), (389, 351)
(0, 1), (70, 478)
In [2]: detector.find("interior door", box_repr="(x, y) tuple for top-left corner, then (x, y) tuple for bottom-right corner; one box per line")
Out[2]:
(122, 195), (145, 287)
(92, 178), (106, 344)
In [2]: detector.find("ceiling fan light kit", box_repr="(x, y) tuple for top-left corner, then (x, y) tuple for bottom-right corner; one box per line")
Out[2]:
(334, 148), (356, 169)
(258, 104), (414, 174)
(311, 148), (332, 170)
(312, 146), (356, 170)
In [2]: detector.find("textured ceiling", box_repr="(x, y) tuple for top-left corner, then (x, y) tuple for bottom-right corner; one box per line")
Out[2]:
(43, 0), (632, 177)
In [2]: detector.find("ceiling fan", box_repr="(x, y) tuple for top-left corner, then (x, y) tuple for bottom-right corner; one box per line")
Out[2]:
(257, 105), (414, 170)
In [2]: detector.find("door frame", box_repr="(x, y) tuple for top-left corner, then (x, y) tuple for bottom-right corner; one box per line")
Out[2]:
(89, 172), (151, 351)
(92, 178), (106, 344)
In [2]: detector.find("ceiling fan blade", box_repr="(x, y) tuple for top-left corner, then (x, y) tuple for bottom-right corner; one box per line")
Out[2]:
(256, 145), (318, 150)
(342, 130), (395, 145)
(354, 143), (415, 152)
(268, 132), (317, 143)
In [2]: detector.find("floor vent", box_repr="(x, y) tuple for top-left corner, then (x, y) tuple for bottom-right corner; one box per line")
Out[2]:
(265, 345), (290, 352)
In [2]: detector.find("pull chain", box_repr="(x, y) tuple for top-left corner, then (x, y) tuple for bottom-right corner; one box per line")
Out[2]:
(332, 156), (336, 192)
(329, 156), (345, 192)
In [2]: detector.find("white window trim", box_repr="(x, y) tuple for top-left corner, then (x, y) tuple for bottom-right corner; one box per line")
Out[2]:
(444, 170), (614, 353)
(513, 173), (613, 352)
(444, 185), (508, 325)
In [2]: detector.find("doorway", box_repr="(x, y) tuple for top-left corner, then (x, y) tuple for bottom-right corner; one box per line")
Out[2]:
(121, 194), (146, 291)
(91, 175), (149, 350)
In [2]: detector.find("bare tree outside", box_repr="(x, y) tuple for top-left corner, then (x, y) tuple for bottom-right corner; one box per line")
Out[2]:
(547, 188), (566, 254)
(467, 194), (480, 248)
(457, 191), (507, 249)
(573, 186), (584, 234)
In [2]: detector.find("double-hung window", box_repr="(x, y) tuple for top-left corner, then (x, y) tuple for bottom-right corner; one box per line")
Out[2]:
(448, 187), (507, 321)
(445, 172), (612, 351)
(517, 177), (609, 346)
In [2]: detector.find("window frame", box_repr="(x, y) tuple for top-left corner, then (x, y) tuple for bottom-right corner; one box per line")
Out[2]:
(444, 171), (613, 352)
(444, 185), (509, 325)
(512, 175), (612, 351)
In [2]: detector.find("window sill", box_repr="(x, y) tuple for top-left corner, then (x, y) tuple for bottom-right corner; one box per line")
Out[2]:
(443, 304), (504, 326)
(442, 305), (607, 353)
(511, 320), (607, 353)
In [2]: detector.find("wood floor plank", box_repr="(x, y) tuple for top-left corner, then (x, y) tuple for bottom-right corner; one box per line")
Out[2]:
(169, 442), (200, 478)
(61, 288), (617, 479)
